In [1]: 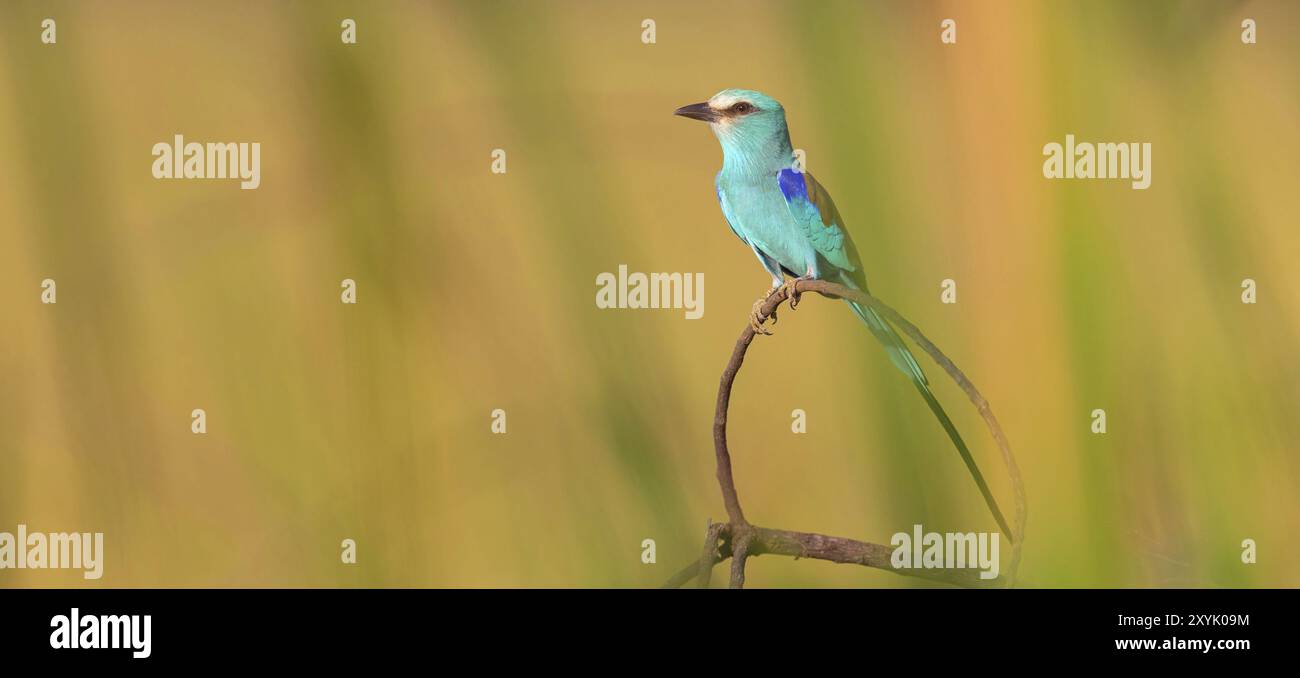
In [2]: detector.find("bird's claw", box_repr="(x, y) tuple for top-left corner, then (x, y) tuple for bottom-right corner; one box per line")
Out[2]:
(780, 275), (813, 310)
(750, 297), (774, 335)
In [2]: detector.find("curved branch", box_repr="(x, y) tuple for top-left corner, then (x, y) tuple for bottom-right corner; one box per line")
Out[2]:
(666, 280), (1026, 589)
(713, 331), (751, 526)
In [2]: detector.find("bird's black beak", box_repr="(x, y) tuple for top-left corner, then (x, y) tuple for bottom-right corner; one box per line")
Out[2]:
(674, 102), (718, 123)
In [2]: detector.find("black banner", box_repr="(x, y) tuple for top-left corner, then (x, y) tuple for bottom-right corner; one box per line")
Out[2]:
(0, 588), (1283, 666)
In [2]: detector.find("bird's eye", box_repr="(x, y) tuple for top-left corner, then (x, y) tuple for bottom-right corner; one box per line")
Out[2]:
(733, 102), (754, 114)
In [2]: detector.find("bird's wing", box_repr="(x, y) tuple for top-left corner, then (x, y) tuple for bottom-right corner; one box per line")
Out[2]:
(776, 169), (865, 285)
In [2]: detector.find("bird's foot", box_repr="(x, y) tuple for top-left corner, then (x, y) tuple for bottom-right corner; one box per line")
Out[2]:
(750, 296), (775, 335)
(780, 273), (815, 310)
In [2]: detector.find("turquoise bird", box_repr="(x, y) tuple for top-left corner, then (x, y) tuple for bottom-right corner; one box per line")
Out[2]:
(675, 88), (1013, 542)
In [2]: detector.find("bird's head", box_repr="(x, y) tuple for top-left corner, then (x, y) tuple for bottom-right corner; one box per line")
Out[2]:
(675, 89), (792, 168)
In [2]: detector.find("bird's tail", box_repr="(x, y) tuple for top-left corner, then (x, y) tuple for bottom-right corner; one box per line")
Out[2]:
(844, 286), (1014, 543)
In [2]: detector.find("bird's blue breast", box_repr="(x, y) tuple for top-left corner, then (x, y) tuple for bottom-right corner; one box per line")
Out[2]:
(716, 169), (818, 277)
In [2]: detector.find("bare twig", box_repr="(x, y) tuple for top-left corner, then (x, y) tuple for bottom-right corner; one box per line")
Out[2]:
(672, 524), (1005, 588)
(728, 525), (753, 589)
(662, 523), (729, 589)
(665, 281), (1026, 589)
(695, 521), (726, 589)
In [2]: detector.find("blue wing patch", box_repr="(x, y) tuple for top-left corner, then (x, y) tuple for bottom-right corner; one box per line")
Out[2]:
(777, 168), (808, 203)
